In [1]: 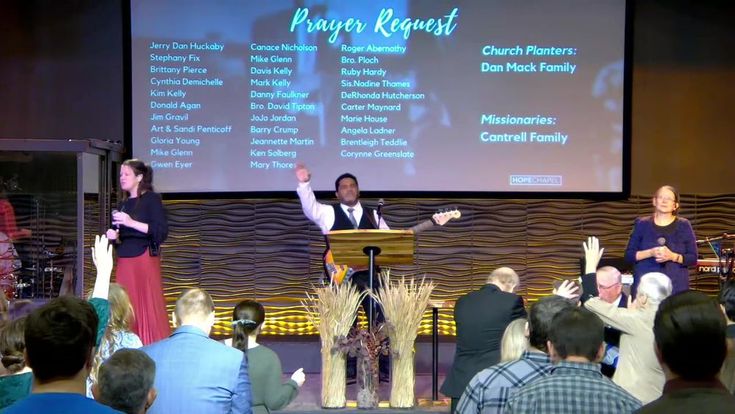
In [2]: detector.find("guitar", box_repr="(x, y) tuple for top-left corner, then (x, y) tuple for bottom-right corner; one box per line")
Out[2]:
(324, 209), (462, 284)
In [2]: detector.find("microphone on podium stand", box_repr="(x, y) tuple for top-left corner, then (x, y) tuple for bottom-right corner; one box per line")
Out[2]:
(377, 198), (384, 226)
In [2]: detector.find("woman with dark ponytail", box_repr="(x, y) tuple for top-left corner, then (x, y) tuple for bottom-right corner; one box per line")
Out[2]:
(0, 317), (32, 409)
(106, 159), (169, 345)
(226, 300), (305, 414)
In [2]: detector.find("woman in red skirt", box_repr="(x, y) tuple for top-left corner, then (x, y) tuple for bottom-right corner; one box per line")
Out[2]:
(106, 159), (170, 345)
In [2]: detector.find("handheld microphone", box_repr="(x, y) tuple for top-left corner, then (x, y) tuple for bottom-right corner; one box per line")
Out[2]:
(656, 237), (666, 266)
(112, 209), (119, 229)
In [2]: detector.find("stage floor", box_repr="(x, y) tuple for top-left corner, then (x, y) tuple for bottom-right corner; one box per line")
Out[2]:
(274, 373), (450, 413)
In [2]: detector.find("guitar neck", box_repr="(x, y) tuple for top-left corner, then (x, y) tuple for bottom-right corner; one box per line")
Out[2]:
(410, 218), (435, 234)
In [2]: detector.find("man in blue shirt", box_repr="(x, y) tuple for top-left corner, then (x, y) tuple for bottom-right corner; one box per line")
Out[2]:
(144, 288), (252, 414)
(4, 296), (122, 414)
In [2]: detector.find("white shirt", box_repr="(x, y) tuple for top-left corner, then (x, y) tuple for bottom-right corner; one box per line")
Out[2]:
(612, 294), (623, 308)
(296, 181), (389, 234)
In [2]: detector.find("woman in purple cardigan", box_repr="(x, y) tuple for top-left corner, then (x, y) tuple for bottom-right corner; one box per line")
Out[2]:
(625, 185), (698, 295)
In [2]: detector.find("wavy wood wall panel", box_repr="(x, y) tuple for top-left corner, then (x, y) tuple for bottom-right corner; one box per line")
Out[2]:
(146, 194), (733, 336)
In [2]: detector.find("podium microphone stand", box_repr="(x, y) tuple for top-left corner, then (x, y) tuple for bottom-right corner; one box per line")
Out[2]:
(327, 229), (415, 327)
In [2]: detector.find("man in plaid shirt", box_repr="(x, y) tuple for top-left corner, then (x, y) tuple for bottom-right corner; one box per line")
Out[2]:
(456, 296), (574, 414)
(505, 307), (641, 413)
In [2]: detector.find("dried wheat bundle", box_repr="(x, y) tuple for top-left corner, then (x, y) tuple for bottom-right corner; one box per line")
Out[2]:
(372, 269), (435, 408)
(302, 281), (365, 408)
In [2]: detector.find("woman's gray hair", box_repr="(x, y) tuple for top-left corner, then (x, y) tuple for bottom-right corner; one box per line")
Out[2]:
(638, 272), (673, 304)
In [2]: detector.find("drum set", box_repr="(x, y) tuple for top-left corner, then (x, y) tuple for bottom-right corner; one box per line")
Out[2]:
(1, 237), (65, 300)
(0, 235), (22, 300)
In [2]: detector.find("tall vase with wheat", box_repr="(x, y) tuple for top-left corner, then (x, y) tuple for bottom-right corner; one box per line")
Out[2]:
(303, 281), (365, 408)
(373, 270), (434, 408)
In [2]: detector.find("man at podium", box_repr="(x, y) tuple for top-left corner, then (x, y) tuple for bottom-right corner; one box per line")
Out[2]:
(295, 164), (390, 380)
(295, 163), (389, 294)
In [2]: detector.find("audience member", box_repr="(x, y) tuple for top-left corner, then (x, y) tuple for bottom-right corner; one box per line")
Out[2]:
(456, 296), (574, 414)
(93, 349), (156, 414)
(88, 283), (143, 396)
(580, 237), (629, 377)
(500, 318), (529, 363)
(0, 291), (9, 377)
(638, 291), (735, 412)
(143, 288), (252, 414)
(718, 281), (735, 392)
(3, 234), (116, 413)
(0, 293), (8, 325)
(584, 272), (671, 403)
(442, 267), (527, 412)
(226, 300), (304, 414)
(0, 317), (32, 409)
(719, 280), (735, 339)
(3, 296), (121, 413)
(505, 307), (641, 413)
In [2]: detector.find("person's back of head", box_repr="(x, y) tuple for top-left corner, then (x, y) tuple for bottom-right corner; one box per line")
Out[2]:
(637, 272), (673, 306)
(500, 318), (528, 362)
(487, 267), (520, 293)
(654, 291), (727, 381)
(528, 296), (575, 354)
(0, 294), (8, 324)
(94, 349), (156, 414)
(719, 281), (735, 392)
(25, 296), (98, 383)
(548, 307), (604, 363)
(174, 288), (215, 331)
(0, 316), (27, 374)
(719, 280), (735, 323)
(231, 300), (265, 353)
(108, 283), (135, 333)
(90, 283), (139, 392)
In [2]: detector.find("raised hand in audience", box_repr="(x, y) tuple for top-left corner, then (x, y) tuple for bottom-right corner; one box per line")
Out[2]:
(91, 235), (113, 299)
(583, 236), (604, 274)
(553, 279), (580, 301)
(291, 367), (306, 387)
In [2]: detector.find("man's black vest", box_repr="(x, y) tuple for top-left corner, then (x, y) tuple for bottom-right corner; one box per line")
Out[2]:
(329, 204), (378, 231)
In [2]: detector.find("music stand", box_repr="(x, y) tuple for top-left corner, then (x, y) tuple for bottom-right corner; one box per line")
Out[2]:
(327, 229), (415, 326)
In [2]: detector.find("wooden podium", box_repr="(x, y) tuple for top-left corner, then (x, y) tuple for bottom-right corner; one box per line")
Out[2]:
(327, 229), (415, 325)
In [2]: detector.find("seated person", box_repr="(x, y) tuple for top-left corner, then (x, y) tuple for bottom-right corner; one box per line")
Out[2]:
(3, 296), (121, 413)
(3, 234), (115, 412)
(0, 317), (32, 409)
(499, 318), (529, 363)
(88, 283), (143, 397)
(456, 296), (574, 414)
(505, 307), (641, 413)
(226, 300), (305, 414)
(717, 281), (735, 393)
(93, 348), (157, 414)
(638, 291), (735, 412)
(143, 288), (252, 414)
